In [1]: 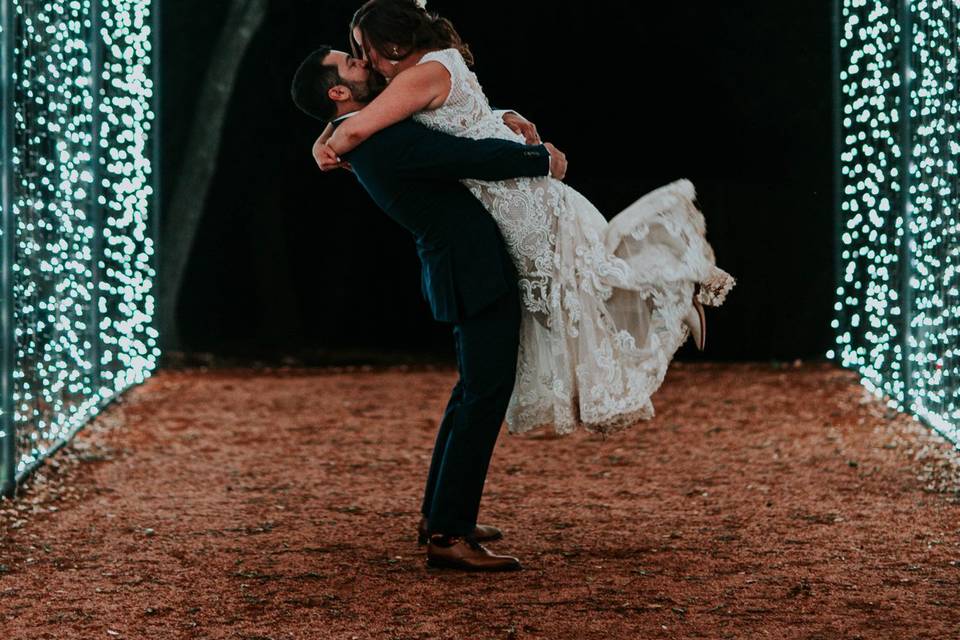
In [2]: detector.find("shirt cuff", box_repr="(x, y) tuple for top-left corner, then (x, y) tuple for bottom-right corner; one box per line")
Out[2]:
(535, 144), (551, 176)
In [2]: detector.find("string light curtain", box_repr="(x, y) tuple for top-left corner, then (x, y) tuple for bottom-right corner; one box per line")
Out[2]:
(831, 0), (959, 444)
(0, 0), (159, 497)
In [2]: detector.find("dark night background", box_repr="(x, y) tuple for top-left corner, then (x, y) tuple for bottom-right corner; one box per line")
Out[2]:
(162, 1), (834, 363)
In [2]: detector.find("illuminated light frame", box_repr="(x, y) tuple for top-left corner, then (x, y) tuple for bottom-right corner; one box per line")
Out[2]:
(0, 0), (160, 497)
(831, 0), (959, 445)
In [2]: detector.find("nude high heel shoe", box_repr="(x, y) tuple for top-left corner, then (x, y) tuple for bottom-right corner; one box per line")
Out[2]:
(683, 284), (707, 351)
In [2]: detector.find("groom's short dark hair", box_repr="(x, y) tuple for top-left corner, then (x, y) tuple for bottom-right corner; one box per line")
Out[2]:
(291, 45), (341, 123)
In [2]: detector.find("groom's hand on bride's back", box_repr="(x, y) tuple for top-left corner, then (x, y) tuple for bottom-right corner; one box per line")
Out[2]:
(544, 143), (567, 180)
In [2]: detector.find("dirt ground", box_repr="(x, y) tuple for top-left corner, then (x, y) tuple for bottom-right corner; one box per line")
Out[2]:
(1, 360), (960, 639)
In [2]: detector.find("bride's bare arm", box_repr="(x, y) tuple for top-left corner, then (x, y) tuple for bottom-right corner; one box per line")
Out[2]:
(312, 122), (335, 148)
(325, 62), (452, 157)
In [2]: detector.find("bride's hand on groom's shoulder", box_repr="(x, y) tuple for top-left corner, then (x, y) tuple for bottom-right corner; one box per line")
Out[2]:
(544, 142), (567, 181)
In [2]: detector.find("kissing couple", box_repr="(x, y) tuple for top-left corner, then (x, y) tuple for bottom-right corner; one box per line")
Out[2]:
(291, 0), (735, 572)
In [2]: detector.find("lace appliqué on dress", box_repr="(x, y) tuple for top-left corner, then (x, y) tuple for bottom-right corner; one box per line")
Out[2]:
(412, 48), (737, 436)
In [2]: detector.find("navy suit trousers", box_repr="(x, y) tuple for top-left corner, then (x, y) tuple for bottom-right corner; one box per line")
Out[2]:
(420, 286), (522, 536)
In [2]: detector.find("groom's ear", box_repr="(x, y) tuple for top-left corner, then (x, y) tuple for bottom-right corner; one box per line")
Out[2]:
(327, 85), (351, 103)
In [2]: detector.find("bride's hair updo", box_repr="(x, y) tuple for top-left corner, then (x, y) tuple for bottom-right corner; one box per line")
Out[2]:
(349, 0), (475, 67)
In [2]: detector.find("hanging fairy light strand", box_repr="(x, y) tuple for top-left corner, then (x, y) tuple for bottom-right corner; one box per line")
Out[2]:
(0, 0), (158, 487)
(831, 0), (959, 444)
(904, 0), (959, 440)
(95, 0), (158, 395)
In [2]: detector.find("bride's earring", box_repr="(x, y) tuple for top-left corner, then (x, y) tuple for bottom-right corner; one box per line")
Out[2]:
(387, 45), (401, 67)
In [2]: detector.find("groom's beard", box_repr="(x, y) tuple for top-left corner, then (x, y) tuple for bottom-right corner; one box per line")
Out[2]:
(346, 70), (387, 103)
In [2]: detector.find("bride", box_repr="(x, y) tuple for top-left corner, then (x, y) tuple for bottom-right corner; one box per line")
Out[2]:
(316, 0), (736, 437)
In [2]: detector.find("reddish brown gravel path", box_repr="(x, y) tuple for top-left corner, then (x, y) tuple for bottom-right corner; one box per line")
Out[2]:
(2, 361), (960, 639)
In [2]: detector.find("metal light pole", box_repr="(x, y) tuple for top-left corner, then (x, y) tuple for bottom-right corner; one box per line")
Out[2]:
(0, 0), (14, 499)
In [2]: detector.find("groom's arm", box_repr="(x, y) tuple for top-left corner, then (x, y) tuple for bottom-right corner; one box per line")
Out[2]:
(389, 121), (551, 182)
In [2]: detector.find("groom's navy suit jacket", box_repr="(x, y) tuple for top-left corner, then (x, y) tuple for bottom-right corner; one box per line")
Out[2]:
(337, 118), (550, 323)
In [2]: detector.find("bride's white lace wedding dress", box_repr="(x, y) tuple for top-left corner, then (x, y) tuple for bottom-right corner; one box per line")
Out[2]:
(412, 48), (736, 437)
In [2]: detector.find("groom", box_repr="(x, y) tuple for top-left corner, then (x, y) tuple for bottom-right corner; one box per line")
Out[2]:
(291, 46), (566, 571)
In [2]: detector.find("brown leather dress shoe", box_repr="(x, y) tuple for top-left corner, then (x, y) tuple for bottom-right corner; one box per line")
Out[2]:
(417, 516), (502, 546)
(426, 534), (522, 572)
